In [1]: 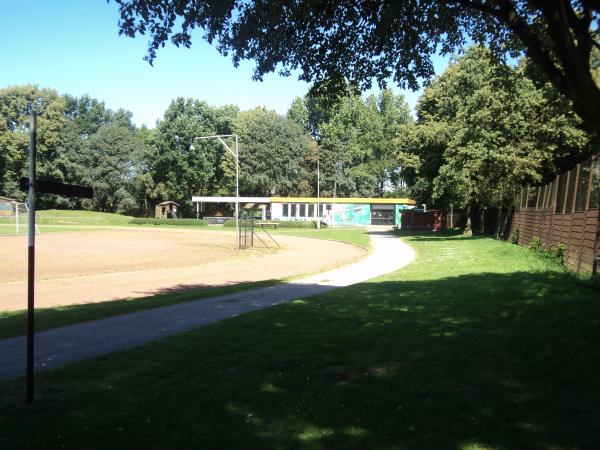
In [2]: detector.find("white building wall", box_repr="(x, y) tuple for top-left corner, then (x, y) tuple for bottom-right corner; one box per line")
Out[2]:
(271, 202), (283, 220)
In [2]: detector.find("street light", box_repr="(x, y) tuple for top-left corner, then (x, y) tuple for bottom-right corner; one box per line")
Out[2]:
(317, 157), (320, 229)
(191, 134), (240, 248)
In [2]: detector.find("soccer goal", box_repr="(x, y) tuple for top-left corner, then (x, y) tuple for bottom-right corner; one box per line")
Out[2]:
(0, 200), (40, 236)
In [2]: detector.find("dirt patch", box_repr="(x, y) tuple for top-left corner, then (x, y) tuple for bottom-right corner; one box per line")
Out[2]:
(0, 228), (365, 311)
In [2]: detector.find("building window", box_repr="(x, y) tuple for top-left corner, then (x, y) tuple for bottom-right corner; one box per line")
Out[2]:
(575, 159), (592, 211)
(299, 204), (306, 217)
(308, 204), (314, 217)
(291, 204), (297, 217)
(282, 204), (288, 217)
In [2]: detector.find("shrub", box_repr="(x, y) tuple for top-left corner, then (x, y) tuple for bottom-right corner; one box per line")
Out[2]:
(530, 236), (541, 251)
(129, 218), (208, 226)
(511, 228), (520, 245)
(555, 243), (567, 265)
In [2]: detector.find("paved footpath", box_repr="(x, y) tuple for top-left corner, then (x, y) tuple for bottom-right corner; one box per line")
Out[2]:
(0, 230), (414, 381)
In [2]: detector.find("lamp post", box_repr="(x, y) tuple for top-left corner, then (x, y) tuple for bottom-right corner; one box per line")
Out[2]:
(317, 157), (320, 229)
(192, 134), (240, 248)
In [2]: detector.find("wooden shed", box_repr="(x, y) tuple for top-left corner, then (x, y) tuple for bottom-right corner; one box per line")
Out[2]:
(155, 201), (180, 219)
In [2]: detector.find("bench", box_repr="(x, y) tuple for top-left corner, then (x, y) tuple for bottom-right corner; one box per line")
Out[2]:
(257, 221), (278, 229)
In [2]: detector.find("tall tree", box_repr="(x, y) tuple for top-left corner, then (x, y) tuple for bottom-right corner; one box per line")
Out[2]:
(78, 124), (143, 213)
(148, 98), (239, 214)
(306, 88), (411, 197)
(112, 0), (600, 137)
(0, 85), (67, 201)
(398, 46), (593, 214)
(229, 107), (310, 196)
(64, 94), (135, 137)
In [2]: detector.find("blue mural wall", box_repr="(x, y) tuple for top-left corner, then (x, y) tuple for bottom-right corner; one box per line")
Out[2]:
(332, 204), (371, 226)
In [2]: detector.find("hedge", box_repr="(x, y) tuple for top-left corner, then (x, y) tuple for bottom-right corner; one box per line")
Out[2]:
(223, 219), (326, 228)
(129, 218), (208, 226)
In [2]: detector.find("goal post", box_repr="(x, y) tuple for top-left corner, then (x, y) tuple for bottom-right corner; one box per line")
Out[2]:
(0, 201), (40, 236)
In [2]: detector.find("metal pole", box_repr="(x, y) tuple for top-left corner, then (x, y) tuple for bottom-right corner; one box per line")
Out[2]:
(316, 158), (320, 229)
(236, 140), (240, 245)
(26, 112), (36, 404)
(15, 202), (19, 235)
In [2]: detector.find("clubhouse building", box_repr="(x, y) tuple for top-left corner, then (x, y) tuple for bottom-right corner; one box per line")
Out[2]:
(191, 196), (416, 226)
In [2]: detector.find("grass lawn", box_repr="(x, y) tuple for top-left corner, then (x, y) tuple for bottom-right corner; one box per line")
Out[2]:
(36, 209), (134, 225)
(1, 233), (599, 450)
(270, 227), (371, 249)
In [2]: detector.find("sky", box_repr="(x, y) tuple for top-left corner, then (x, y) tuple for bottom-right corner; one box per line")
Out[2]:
(1, 0), (450, 128)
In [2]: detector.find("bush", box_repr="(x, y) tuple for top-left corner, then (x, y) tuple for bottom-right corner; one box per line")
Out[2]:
(511, 228), (520, 245)
(530, 236), (541, 251)
(555, 243), (567, 265)
(223, 219), (322, 228)
(129, 218), (208, 226)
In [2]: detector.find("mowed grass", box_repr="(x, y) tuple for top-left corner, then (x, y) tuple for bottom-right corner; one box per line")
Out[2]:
(36, 209), (134, 225)
(1, 234), (599, 450)
(270, 227), (371, 249)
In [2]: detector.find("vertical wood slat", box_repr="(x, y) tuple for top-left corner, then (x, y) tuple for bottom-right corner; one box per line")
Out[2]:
(508, 158), (599, 274)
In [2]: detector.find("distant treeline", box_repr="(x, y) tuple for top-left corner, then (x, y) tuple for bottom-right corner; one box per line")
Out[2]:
(0, 85), (411, 217)
(1, 46), (596, 218)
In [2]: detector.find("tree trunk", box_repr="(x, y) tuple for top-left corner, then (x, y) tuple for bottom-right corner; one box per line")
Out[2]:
(463, 204), (473, 237)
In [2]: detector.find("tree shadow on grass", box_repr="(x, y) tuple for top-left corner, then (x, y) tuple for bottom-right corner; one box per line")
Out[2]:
(1, 271), (599, 450)
(207, 271), (600, 450)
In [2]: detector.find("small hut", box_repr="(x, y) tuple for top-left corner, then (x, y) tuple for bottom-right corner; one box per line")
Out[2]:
(155, 201), (180, 219)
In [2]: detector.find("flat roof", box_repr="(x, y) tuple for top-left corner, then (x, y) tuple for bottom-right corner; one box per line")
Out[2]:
(192, 196), (271, 203)
(192, 196), (415, 205)
(271, 197), (415, 205)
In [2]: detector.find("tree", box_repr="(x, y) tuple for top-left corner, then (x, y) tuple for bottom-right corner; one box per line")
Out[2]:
(113, 0), (600, 136)
(79, 124), (143, 213)
(397, 46), (594, 229)
(146, 98), (239, 215)
(230, 107), (310, 196)
(0, 85), (67, 201)
(300, 88), (411, 197)
(64, 94), (135, 137)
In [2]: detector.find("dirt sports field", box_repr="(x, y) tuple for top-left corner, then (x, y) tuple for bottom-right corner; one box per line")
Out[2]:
(0, 228), (365, 312)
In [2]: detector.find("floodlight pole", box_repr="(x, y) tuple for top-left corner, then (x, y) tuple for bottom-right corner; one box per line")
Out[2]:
(317, 158), (320, 229)
(193, 134), (240, 249)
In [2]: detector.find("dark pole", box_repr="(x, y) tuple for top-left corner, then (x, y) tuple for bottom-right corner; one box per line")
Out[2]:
(26, 112), (36, 404)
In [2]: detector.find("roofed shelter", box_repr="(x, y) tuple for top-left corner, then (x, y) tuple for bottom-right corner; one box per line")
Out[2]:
(155, 201), (180, 219)
(191, 196), (416, 226)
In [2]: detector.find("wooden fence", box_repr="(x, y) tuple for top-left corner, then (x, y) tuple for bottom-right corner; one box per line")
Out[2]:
(509, 155), (599, 274)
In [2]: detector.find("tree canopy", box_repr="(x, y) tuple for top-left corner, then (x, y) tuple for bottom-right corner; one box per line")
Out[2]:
(397, 47), (594, 211)
(112, 0), (600, 136)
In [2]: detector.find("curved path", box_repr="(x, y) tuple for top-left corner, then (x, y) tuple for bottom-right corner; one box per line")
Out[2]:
(0, 230), (414, 381)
